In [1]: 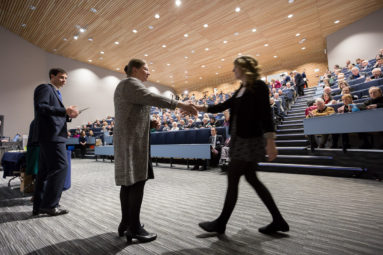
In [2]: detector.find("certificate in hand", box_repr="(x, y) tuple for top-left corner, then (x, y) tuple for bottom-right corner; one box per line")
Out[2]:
(79, 107), (90, 114)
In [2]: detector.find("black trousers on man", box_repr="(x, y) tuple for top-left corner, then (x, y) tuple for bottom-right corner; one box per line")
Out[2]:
(33, 142), (68, 211)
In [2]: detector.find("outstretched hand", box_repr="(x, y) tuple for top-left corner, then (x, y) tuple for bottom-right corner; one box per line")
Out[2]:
(266, 138), (278, 161)
(178, 102), (198, 116)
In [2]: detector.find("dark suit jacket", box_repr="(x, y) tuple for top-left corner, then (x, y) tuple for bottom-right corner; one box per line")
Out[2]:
(294, 73), (305, 87)
(209, 135), (224, 151)
(33, 84), (70, 143)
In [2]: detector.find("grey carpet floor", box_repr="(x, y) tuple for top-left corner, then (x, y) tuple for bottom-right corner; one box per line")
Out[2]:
(1, 159), (383, 255)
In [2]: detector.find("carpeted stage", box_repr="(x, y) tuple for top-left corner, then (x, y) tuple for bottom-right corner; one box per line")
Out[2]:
(1, 159), (382, 255)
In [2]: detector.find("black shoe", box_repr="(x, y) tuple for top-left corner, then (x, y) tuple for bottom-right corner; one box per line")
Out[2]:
(40, 207), (69, 216)
(199, 220), (226, 234)
(201, 166), (207, 170)
(32, 209), (40, 216)
(126, 227), (157, 243)
(258, 220), (289, 234)
(118, 223), (144, 237)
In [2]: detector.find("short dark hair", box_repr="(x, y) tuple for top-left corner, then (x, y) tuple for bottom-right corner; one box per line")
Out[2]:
(124, 59), (146, 76)
(49, 68), (67, 79)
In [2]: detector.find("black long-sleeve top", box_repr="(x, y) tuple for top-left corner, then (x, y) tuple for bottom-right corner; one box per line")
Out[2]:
(207, 80), (275, 138)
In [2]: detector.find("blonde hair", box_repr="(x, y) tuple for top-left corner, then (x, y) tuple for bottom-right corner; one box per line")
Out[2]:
(341, 94), (352, 101)
(233, 56), (261, 82)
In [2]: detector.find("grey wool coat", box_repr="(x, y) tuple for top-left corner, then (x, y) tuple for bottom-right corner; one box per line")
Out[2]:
(114, 77), (177, 186)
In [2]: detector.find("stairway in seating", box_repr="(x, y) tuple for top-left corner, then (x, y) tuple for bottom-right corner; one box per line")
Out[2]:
(259, 87), (367, 176)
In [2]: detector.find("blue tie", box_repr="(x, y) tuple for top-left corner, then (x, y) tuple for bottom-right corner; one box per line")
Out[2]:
(57, 90), (62, 101)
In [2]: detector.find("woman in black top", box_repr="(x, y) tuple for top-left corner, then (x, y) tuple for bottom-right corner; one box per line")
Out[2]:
(79, 131), (87, 158)
(195, 56), (289, 234)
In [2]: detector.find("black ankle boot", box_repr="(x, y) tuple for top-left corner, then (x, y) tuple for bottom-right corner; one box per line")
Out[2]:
(258, 219), (289, 234)
(198, 220), (226, 234)
(126, 227), (157, 243)
(118, 222), (128, 237)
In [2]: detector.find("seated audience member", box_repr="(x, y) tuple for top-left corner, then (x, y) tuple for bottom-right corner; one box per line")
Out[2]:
(273, 93), (285, 113)
(192, 127), (223, 170)
(209, 116), (218, 127)
(359, 86), (383, 110)
(67, 131), (72, 138)
(162, 123), (170, 131)
(88, 130), (94, 137)
(322, 92), (336, 105)
(200, 118), (211, 128)
(218, 137), (231, 172)
(170, 122), (179, 131)
(178, 119), (186, 130)
(185, 119), (195, 129)
(73, 130), (80, 138)
(370, 68), (383, 80)
(340, 86), (358, 101)
(360, 60), (370, 71)
(79, 130), (87, 158)
(150, 119), (160, 133)
(373, 57), (383, 68)
(270, 97), (283, 127)
(337, 80), (350, 91)
(348, 67), (361, 80)
(307, 98), (336, 149)
(323, 86), (332, 96)
(305, 99), (317, 117)
(271, 79), (282, 89)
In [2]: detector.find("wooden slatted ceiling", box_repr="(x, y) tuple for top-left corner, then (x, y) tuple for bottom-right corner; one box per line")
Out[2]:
(1, 0), (382, 92)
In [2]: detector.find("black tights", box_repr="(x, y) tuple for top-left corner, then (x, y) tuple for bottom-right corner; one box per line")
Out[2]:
(217, 160), (284, 226)
(120, 181), (146, 233)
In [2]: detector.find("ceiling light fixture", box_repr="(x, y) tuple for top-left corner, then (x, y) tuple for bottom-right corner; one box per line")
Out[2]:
(274, 56), (278, 58)
(288, 14), (293, 18)
(116, 68), (120, 71)
(191, 50), (195, 53)
(221, 58), (225, 61)
(296, 33), (300, 36)
(288, 0), (294, 3)
(235, 7), (240, 12)
(29, 5), (36, 10)
(264, 43), (269, 47)
(155, 13), (160, 19)
(79, 27), (86, 33)
(144, 54), (148, 57)
(167, 63), (171, 66)
(199, 77), (203, 80)
(88, 59), (92, 62)
(73, 35), (79, 40)
(301, 47), (306, 50)
(114, 41), (119, 45)
(203, 24), (208, 28)
(205, 48), (209, 51)
(162, 44), (167, 48)
(334, 20), (340, 24)
(88, 38), (93, 41)
(175, 0), (182, 7)
(184, 56), (188, 59)
(21, 23), (26, 28)
(132, 29), (138, 33)
(223, 40), (228, 44)
(299, 38), (306, 44)
(148, 25), (154, 29)
(234, 32), (239, 36)
(201, 65), (206, 68)
(90, 8), (97, 13)
(252, 28), (257, 32)
(63, 38), (68, 41)
(184, 33), (188, 37)
(100, 51), (104, 54)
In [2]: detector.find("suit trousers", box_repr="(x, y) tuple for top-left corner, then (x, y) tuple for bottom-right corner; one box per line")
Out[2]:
(33, 142), (68, 210)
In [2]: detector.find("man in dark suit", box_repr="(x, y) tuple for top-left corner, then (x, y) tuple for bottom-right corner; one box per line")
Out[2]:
(293, 71), (305, 96)
(192, 127), (224, 170)
(32, 68), (79, 216)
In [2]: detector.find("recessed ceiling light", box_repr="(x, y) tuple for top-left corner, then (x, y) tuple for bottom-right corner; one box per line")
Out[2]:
(88, 38), (93, 41)
(21, 23), (26, 28)
(155, 13), (160, 19)
(203, 24), (208, 28)
(100, 51), (104, 54)
(185, 70), (188, 73)
(299, 38), (306, 44)
(223, 40), (228, 44)
(234, 32), (239, 36)
(162, 44), (167, 48)
(221, 58), (225, 61)
(205, 48), (209, 51)
(274, 56), (278, 58)
(116, 68), (120, 71)
(288, 14), (293, 18)
(152, 69), (155, 72)
(90, 8), (97, 13)
(88, 59), (92, 62)
(148, 25), (154, 29)
(99, 57), (103, 60)
(235, 7), (241, 12)
(216, 72), (219, 75)
(238, 53), (242, 56)
(114, 41), (119, 45)
(53, 49), (57, 52)
(63, 38), (68, 41)
(199, 77), (203, 79)
(167, 63), (171, 66)
(175, 0), (182, 7)
(201, 65), (206, 68)
(169, 75), (173, 78)
(334, 20), (340, 24)
(288, 0), (294, 3)
(301, 47), (306, 50)
(132, 29), (138, 33)
(29, 5), (36, 10)
(184, 56), (188, 59)
(264, 43), (269, 47)
(191, 50), (195, 53)
(256, 53), (260, 56)
(252, 28), (257, 32)
(79, 27), (86, 33)
(184, 33), (188, 37)
(73, 35), (79, 40)
(149, 61), (153, 65)
(296, 33), (300, 36)
(144, 54), (148, 57)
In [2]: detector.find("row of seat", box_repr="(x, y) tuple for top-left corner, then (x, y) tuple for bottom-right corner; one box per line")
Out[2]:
(331, 78), (383, 95)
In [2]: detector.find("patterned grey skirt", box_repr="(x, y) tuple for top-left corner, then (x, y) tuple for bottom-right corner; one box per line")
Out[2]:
(229, 117), (266, 164)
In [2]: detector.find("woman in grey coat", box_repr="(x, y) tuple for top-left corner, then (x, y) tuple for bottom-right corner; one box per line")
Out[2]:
(114, 59), (196, 243)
